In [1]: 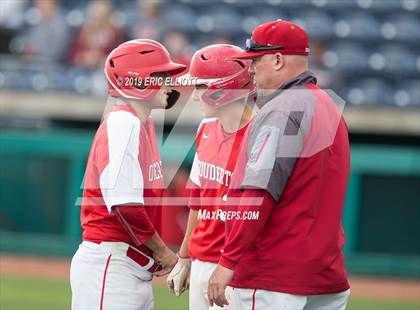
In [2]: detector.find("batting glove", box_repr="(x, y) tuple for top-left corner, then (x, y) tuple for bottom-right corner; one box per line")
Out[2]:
(166, 253), (191, 296)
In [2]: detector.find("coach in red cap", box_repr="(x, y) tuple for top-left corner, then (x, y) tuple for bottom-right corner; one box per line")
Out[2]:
(207, 20), (351, 309)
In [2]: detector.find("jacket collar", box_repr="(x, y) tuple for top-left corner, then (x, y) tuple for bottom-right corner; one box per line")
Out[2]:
(256, 70), (317, 108)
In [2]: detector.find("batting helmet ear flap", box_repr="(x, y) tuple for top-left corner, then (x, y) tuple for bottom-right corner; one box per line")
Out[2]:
(166, 90), (181, 109)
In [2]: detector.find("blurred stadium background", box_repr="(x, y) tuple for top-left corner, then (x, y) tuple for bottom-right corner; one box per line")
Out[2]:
(0, 0), (419, 309)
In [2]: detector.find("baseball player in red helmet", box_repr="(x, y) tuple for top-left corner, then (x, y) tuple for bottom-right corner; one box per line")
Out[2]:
(70, 39), (186, 310)
(207, 20), (351, 309)
(165, 44), (255, 309)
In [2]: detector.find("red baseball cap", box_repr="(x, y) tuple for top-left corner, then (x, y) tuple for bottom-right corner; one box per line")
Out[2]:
(233, 20), (310, 59)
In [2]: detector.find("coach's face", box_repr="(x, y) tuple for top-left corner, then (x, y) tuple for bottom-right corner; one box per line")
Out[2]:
(249, 52), (285, 96)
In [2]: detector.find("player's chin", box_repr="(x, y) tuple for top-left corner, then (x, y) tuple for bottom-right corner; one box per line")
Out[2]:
(199, 104), (211, 117)
(160, 100), (169, 109)
(151, 97), (168, 109)
(203, 107), (218, 118)
(202, 111), (214, 118)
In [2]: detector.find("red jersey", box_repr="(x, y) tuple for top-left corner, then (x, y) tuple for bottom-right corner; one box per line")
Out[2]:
(81, 103), (164, 256)
(220, 71), (350, 295)
(188, 118), (250, 263)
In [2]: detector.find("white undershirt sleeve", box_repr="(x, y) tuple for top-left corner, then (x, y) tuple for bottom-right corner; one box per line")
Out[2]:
(100, 111), (144, 212)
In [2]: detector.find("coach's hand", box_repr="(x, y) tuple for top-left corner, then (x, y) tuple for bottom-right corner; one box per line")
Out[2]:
(167, 254), (191, 296)
(208, 264), (234, 307)
(153, 247), (177, 277)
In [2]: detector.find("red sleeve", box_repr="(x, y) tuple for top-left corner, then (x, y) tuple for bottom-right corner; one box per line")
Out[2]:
(113, 205), (155, 246)
(219, 189), (275, 270)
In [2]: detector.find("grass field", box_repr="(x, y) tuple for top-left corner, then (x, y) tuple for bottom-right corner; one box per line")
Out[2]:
(1, 276), (419, 310)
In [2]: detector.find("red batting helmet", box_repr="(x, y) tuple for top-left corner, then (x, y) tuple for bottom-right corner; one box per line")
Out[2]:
(104, 39), (186, 108)
(183, 44), (254, 106)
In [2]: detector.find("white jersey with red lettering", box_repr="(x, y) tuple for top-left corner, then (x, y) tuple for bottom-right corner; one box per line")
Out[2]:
(70, 102), (164, 310)
(188, 118), (250, 310)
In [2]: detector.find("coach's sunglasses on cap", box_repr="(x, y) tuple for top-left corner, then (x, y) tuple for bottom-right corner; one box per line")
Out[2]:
(245, 38), (285, 52)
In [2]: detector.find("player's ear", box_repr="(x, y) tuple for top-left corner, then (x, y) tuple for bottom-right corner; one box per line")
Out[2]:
(273, 53), (285, 71)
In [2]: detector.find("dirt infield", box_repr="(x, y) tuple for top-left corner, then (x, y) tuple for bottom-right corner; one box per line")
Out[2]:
(1, 255), (419, 302)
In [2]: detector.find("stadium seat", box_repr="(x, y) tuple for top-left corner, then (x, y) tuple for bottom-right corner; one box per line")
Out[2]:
(241, 7), (288, 34)
(267, 0), (312, 9)
(162, 5), (197, 33)
(48, 68), (73, 92)
(401, 0), (420, 12)
(65, 8), (85, 28)
(355, 0), (402, 11)
(378, 44), (418, 75)
(394, 80), (420, 107)
(381, 13), (420, 43)
(196, 6), (243, 35)
(120, 2), (140, 32)
(67, 68), (93, 94)
(191, 34), (215, 49)
(293, 10), (334, 40)
(346, 78), (394, 106)
(321, 0), (358, 10)
(0, 70), (26, 90)
(335, 12), (381, 40)
(326, 42), (370, 72)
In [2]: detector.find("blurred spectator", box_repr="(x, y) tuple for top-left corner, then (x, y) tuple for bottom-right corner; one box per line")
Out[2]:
(132, 0), (164, 40)
(13, 0), (69, 62)
(69, 0), (124, 69)
(0, 0), (27, 53)
(212, 35), (233, 45)
(163, 31), (191, 70)
(309, 40), (342, 90)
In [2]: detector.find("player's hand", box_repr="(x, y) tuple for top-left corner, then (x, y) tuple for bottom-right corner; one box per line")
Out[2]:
(153, 247), (177, 277)
(207, 264), (234, 307)
(166, 254), (191, 296)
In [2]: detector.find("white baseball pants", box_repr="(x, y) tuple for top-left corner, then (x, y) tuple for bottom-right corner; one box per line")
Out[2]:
(70, 241), (153, 310)
(189, 259), (234, 310)
(231, 287), (350, 310)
